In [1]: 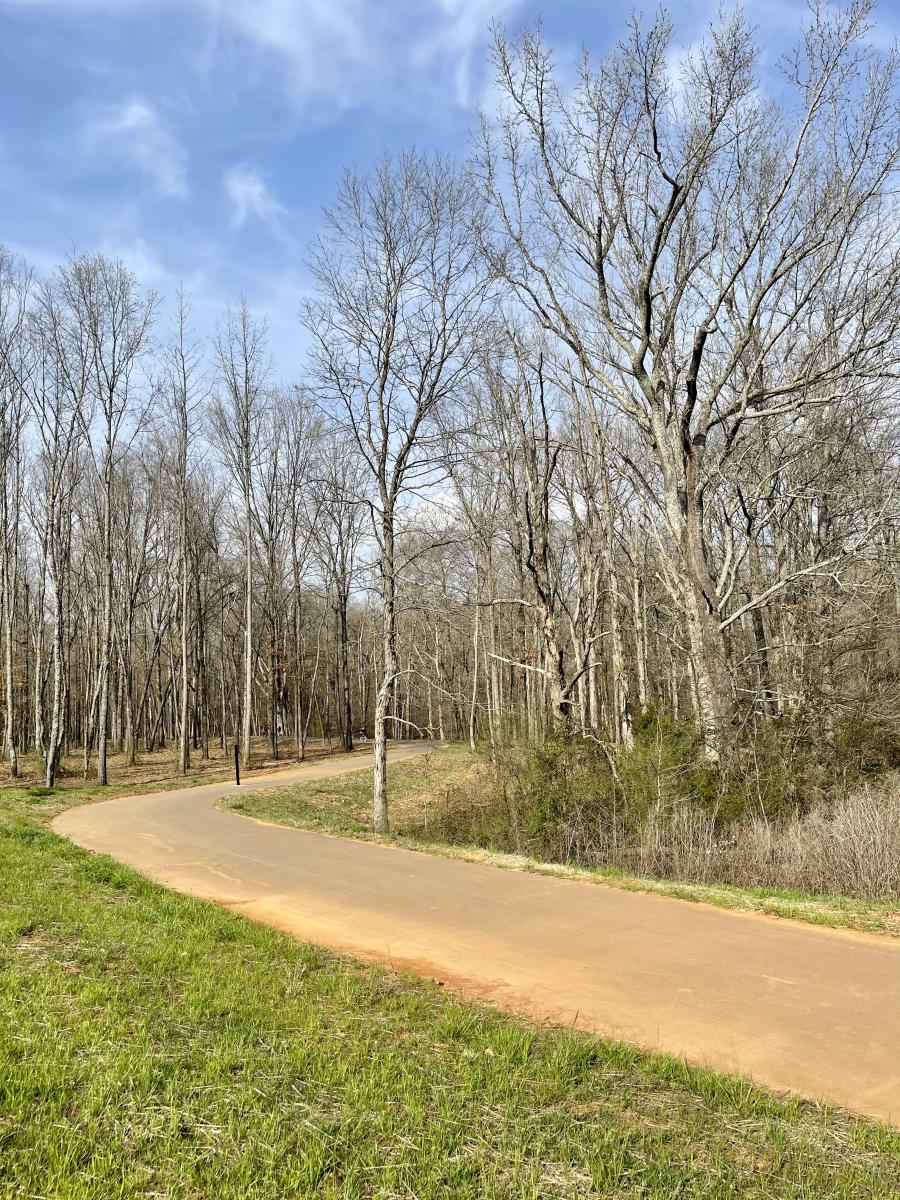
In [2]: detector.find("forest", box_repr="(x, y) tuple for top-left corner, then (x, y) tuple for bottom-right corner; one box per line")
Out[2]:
(1, 2), (899, 897)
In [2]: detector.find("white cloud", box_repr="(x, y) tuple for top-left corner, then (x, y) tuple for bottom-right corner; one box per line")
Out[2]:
(100, 235), (168, 285)
(223, 163), (284, 228)
(199, 0), (369, 111)
(5, 0), (525, 117)
(82, 98), (188, 199)
(198, 0), (524, 114)
(415, 0), (522, 107)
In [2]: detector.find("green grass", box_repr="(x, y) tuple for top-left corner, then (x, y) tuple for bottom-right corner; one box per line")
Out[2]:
(227, 744), (476, 838)
(2, 785), (899, 1196)
(572, 869), (900, 936)
(15, 770), (230, 808)
(223, 749), (900, 939)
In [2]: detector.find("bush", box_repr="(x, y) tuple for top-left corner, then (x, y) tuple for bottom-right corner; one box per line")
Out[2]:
(833, 711), (900, 775)
(427, 717), (900, 902)
(617, 706), (722, 819)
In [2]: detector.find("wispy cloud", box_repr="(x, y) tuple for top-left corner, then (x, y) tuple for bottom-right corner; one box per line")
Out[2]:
(82, 98), (188, 198)
(223, 163), (284, 228)
(199, 0), (523, 114)
(421, 0), (522, 105)
(5, 0), (525, 118)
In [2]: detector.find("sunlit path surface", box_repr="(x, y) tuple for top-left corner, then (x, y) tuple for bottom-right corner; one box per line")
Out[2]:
(54, 746), (900, 1127)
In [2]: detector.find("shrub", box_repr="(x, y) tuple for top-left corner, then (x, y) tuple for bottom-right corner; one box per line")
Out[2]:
(833, 711), (900, 775)
(617, 780), (900, 899)
(429, 719), (900, 902)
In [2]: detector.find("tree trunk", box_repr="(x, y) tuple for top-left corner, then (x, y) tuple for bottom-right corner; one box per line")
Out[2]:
(178, 516), (190, 775)
(338, 590), (353, 752)
(373, 514), (397, 833)
(373, 675), (390, 832)
(2, 456), (19, 778)
(97, 455), (113, 786)
(45, 570), (66, 788)
(469, 574), (480, 753)
(631, 565), (648, 714)
(2, 562), (16, 778)
(241, 501), (252, 768)
(657, 429), (734, 760)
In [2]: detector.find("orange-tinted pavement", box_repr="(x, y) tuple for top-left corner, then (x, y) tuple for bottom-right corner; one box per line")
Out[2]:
(52, 746), (900, 1126)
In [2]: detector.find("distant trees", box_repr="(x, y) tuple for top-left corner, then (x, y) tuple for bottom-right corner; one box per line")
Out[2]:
(52, 256), (156, 784)
(313, 434), (367, 753)
(0, 3), (897, 835)
(26, 281), (83, 786)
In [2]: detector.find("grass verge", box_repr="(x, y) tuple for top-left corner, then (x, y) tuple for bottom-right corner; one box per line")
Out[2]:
(2, 784), (899, 1196)
(223, 747), (900, 938)
(226, 743), (475, 837)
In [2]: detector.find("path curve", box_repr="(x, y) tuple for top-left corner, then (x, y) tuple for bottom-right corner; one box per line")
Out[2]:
(52, 745), (900, 1125)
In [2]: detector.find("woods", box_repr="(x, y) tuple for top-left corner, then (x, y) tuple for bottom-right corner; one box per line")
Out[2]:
(1, 3), (898, 841)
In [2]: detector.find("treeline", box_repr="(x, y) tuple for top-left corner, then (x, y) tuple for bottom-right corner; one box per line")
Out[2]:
(1, 4), (899, 828)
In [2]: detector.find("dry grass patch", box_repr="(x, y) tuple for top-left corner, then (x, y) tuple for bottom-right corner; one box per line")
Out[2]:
(5, 736), (364, 795)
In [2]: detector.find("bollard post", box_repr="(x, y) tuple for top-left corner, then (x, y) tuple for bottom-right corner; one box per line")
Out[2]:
(234, 743), (240, 786)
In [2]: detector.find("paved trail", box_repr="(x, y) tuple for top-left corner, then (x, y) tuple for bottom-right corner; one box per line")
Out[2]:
(53, 745), (900, 1125)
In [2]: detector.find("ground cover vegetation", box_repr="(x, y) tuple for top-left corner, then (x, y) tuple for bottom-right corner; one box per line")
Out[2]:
(2, 784), (899, 1198)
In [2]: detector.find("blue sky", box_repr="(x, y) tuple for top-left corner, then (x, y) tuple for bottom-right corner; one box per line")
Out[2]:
(2, 0), (899, 374)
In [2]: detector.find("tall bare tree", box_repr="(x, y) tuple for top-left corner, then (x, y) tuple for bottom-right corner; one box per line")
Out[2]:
(211, 300), (269, 770)
(306, 152), (491, 829)
(476, 1), (900, 758)
(164, 290), (204, 776)
(0, 249), (30, 777)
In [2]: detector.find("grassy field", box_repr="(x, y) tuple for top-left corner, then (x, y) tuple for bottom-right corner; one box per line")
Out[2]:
(227, 743), (476, 837)
(2, 782), (899, 1197)
(224, 747), (900, 938)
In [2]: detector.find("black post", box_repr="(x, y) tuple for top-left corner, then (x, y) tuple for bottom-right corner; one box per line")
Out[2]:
(234, 743), (240, 786)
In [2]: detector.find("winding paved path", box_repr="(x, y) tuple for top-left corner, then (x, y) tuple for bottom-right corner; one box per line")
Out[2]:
(53, 745), (900, 1125)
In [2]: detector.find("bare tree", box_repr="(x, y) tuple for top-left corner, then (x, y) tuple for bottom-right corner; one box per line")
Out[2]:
(0, 248), (30, 777)
(283, 390), (321, 762)
(165, 291), (205, 775)
(211, 300), (269, 770)
(477, 2), (900, 758)
(306, 152), (491, 830)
